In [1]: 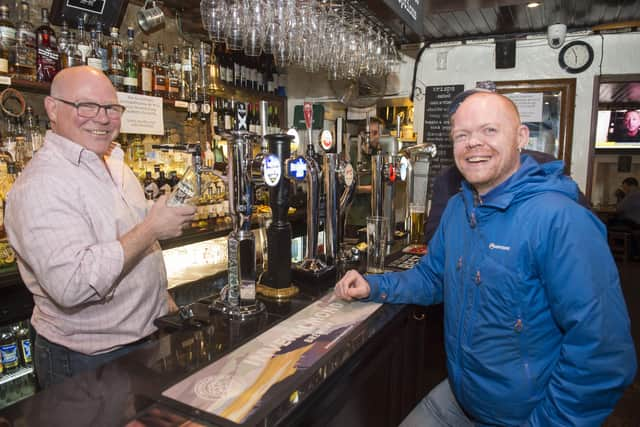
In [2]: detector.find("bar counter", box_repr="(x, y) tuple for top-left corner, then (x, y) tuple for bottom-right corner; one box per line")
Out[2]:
(0, 251), (446, 427)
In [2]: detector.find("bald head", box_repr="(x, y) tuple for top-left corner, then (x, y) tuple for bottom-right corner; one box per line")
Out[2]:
(451, 91), (522, 128)
(50, 66), (116, 99)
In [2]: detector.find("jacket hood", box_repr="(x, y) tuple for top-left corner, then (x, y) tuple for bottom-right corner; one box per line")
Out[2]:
(460, 154), (579, 219)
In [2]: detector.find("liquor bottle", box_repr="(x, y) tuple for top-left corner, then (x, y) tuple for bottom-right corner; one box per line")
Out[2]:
(0, 5), (16, 76)
(0, 326), (19, 374)
(35, 8), (59, 82)
(86, 29), (103, 71)
(167, 167), (197, 206)
(166, 48), (180, 100)
(57, 20), (69, 56)
(70, 32), (84, 67)
(233, 51), (241, 87)
(75, 17), (91, 65)
(14, 2), (36, 81)
(14, 118), (29, 169)
(168, 170), (179, 189)
(15, 321), (31, 367)
(157, 170), (171, 195)
(107, 27), (124, 90)
(138, 41), (153, 96)
(95, 22), (108, 73)
(180, 45), (194, 101)
(143, 171), (159, 200)
(122, 27), (138, 93)
(24, 106), (43, 153)
(152, 43), (167, 98)
(223, 98), (233, 131)
(59, 31), (73, 69)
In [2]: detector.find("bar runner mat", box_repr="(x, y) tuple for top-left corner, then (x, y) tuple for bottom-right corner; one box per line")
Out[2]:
(161, 292), (382, 425)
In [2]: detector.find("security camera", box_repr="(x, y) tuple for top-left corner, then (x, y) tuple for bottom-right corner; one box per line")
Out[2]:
(547, 24), (567, 49)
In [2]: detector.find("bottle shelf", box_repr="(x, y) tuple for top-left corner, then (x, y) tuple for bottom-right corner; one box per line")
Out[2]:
(0, 366), (33, 386)
(0, 77), (285, 105)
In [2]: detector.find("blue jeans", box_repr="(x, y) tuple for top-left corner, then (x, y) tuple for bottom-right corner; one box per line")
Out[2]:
(34, 332), (151, 389)
(400, 378), (475, 427)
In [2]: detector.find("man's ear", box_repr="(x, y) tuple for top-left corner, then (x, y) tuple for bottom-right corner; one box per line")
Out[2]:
(516, 124), (530, 151)
(44, 96), (57, 126)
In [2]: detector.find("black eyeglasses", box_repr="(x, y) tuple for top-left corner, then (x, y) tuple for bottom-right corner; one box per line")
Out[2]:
(52, 97), (126, 118)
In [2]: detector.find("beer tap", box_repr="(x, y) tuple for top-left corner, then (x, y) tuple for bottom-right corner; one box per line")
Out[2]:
(292, 102), (331, 278)
(211, 102), (266, 320)
(371, 116), (405, 244)
(399, 142), (437, 237)
(321, 117), (356, 266)
(256, 131), (300, 299)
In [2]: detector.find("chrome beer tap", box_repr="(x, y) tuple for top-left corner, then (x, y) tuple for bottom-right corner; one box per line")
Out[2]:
(321, 117), (356, 266)
(399, 142), (437, 237)
(371, 117), (404, 244)
(211, 102), (265, 320)
(292, 102), (331, 278)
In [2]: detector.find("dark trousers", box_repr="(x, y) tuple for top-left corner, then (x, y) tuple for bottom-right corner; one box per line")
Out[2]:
(34, 331), (151, 389)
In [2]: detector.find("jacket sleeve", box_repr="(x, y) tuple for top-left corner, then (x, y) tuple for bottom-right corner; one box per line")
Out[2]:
(366, 201), (449, 306)
(525, 203), (637, 426)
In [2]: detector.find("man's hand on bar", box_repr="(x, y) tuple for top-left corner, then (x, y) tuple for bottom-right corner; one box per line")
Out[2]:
(334, 270), (371, 301)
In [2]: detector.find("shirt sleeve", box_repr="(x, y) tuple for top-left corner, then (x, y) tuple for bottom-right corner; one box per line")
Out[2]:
(525, 203), (637, 426)
(6, 174), (125, 308)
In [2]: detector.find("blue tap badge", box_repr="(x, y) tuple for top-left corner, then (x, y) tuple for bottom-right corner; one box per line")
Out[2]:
(262, 154), (282, 187)
(288, 156), (307, 181)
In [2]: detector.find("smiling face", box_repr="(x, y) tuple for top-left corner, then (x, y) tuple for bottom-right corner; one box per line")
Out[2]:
(451, 93), (529, 195)
(624, 110), (640, 136)
(45, 66), (121, 156)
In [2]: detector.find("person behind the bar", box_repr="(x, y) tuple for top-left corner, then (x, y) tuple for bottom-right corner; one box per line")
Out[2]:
(4, 66), (196, 388)
(334, 89), (636, 426)
(347, 116), (384, 228)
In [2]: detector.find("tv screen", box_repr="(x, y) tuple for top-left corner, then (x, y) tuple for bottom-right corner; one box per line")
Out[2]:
(595, 109), (640, 149)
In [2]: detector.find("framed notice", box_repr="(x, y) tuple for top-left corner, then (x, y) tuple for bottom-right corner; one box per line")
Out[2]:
(117, 92), (164, 136)
(422, 84), (464, 203)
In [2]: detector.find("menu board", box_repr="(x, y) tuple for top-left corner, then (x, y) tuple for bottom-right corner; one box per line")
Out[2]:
(422, 84), (464, 203)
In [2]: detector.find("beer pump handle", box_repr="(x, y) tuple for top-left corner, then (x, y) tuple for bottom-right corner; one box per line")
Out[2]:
(304, 102), (313, 152)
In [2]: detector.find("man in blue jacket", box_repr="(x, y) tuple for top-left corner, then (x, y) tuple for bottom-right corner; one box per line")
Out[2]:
(334, 89), (636, 426)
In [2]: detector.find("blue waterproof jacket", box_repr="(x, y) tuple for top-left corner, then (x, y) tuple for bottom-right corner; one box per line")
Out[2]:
(366, 155), (636, 426)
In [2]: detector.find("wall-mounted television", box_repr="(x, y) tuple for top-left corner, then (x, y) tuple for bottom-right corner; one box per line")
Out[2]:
(595, 110), (640, 149)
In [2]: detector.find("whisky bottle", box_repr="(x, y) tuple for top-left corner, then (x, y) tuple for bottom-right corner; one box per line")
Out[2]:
(86, 29), (103, 71)
(122, 27), (138, 93)
(143, 170), (159, 200)
(95, 22), (108, 73)
(180, 45), (194, 101)
(138, 41), (153, 96)
(14, 2), (36, 81)
(75, 17), (91, 64)
(107, 27), (124, 90)
(0, 5), (16, 77)
(35, 8), (59, 82)
(152, 43), (167, 98)
(59, 31), (75, 69)
(166, 48), (180, 100)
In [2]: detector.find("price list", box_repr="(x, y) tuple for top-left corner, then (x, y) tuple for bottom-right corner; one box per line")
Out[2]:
(422, 84), (464, 203)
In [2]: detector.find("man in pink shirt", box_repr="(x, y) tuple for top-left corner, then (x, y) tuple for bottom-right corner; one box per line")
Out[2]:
(5, 66), (196, 388)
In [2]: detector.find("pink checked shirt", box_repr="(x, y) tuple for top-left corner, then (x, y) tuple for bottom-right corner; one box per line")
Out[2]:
(5, 131), (167, 355)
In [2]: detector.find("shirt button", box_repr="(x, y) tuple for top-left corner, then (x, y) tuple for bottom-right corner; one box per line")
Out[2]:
(456, 257), (463, 270)
(475, 270), (481, 285)
(381, 293), (387, 300)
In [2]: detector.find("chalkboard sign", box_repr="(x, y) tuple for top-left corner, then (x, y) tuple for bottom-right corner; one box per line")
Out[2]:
(422, 84), (464, 205)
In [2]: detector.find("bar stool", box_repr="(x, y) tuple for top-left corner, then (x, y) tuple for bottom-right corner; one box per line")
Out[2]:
(608, 230), (631, 263)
